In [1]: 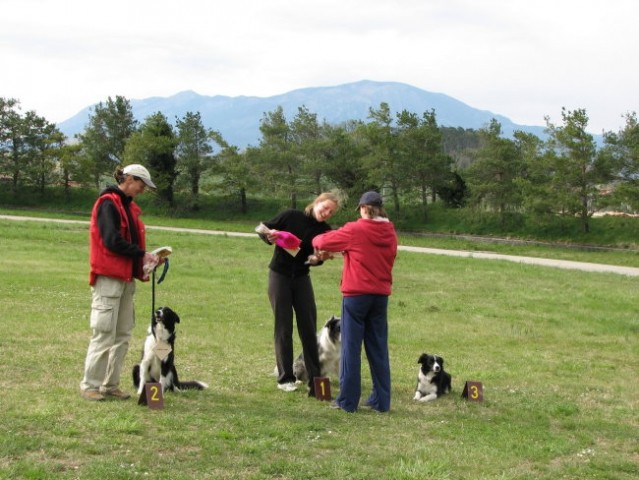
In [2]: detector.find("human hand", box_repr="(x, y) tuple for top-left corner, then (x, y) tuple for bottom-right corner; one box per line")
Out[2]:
(306, 249), (333, 265)
(315, 249), (334, 261)
(306, 254), (321, 266)
(266, 229), (279, 244)
(143, 252), (160, 265)
(142, 252), (160, 277)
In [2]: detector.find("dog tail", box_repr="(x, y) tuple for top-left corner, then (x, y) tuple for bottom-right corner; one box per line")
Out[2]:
(176, 380), (209, 390)
(132, 364), (141, 388)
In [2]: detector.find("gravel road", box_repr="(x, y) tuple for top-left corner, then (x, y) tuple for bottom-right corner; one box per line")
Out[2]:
(3, 214), (638, 277)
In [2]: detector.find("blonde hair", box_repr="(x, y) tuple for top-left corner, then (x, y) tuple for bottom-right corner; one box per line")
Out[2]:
(304, 192), (341, 216)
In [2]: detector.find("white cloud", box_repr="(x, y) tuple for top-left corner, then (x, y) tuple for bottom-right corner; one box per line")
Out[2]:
(2, 0), (637, 133)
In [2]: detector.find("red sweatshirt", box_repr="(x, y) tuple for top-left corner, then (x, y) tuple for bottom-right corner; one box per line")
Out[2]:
(312, 217), (397, 296)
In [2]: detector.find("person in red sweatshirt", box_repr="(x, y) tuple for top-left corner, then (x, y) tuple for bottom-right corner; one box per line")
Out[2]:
(312, 191), (397, 412)
(80, 164), (159, 401)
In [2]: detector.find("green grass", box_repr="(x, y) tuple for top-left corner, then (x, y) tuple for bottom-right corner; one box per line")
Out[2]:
(1, 219), (638, 479)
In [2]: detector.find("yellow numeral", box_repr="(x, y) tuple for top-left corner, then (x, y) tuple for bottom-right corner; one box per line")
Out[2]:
(150, 385), (160, 401)
(470, 385), (479, 399)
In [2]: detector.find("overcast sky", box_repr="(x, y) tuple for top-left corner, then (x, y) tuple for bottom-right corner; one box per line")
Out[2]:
(3, 0), (637, 133)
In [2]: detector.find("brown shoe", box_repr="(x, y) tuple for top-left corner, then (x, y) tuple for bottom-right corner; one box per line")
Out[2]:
(81, 389), (105, 401)
(101, 388), (131, 400)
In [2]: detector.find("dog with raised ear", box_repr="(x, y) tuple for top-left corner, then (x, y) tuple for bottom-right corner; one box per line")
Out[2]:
(413, 353), (452, 402)
(293, 315), (342, 383)
(132, 306), (208, 394)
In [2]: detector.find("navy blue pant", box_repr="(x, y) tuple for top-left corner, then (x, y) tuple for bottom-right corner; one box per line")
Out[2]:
(335, 295), (391, 412)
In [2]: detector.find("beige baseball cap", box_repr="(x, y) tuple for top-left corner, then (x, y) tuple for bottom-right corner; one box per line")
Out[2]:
(123, 164), (156, 189)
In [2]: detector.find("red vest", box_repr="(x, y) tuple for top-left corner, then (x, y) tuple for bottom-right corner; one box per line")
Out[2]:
(89, 192), (147, 285)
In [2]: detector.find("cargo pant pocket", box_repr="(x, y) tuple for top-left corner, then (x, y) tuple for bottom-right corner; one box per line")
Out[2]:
(90, 304), (115, 333)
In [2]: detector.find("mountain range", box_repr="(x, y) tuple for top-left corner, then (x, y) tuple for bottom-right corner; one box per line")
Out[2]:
(58, 80), (549, 148)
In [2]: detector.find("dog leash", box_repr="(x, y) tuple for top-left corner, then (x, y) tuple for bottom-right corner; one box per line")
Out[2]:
(157, 259), (169, 284)
(151, 260), (170, 320)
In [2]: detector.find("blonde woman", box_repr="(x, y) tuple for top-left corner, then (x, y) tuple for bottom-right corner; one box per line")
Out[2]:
(258, 193), (340, 395)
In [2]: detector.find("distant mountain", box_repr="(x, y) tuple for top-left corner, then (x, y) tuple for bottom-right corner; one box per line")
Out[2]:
(58, 80), (548, 148)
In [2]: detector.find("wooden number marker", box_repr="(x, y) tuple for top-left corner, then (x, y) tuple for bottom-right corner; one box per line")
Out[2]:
(462, 380), (483, 402)
(138, 382), (164, 409)
(314, 377), (332, 401)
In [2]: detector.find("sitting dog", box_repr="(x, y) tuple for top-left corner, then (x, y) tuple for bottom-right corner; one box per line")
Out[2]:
(132, 306), (208, 394)
(413, 353), (452, 402)
(293, 315), (342, 383)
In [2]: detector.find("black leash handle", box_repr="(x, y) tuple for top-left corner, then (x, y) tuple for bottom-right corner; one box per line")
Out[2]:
(151, 267), (156, 322)
(150, 259), (169, 322)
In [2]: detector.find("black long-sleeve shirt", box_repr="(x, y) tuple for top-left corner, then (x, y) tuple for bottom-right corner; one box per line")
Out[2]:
(263, 209), (331, 278)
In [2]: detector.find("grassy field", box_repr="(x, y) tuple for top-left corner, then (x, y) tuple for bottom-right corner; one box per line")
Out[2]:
(0, 218), (638, 479)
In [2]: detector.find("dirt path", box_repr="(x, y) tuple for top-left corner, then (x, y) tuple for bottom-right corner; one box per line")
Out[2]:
(3, 214), (639, 277)
(398, 245), (639, 277)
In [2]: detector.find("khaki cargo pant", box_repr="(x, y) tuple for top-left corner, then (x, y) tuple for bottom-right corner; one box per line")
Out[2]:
(80, 275), (136, 393)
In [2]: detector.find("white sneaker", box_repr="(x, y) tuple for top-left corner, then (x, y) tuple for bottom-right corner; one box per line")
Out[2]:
(277, 382), (298, 392)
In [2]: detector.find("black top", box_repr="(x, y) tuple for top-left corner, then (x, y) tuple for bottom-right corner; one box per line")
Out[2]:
(263, 209), (331, 277)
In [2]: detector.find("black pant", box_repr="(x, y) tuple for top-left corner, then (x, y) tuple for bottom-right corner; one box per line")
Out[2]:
(268, 270), (321, 393)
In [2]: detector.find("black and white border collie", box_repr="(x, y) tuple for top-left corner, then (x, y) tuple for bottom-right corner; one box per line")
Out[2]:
(293, 315), (342, 383)
(132, 306), (208, 394)
(413, 353), (452, 402)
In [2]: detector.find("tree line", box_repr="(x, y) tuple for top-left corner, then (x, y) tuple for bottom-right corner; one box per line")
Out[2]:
(1, 95), (638, 233)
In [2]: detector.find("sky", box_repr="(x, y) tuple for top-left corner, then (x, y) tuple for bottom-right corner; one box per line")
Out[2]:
(3, 0), (638, 134)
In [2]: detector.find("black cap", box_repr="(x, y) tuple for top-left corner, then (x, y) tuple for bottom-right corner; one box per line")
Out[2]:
(357, 191), (383, 210)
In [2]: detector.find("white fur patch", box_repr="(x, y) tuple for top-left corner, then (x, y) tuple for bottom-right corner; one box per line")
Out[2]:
(414, 370), (438, 402)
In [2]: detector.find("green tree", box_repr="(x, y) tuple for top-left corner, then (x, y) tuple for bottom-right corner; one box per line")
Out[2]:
(175, 111), (215, 209)
(364, 102), (402, 214)
(545, 108), (607, 233)
(59, 142), (84, 196)
(213, 133), (257, 214)
(320, 121), (368, 203)
(601, 112), (639, 211)
(397, 109), (451, 208)
(78, 96), (137, 187)
(0, 98), (63, 194)
(221, 145), (249, 214)
(512, 131), (550, 217)
(436, 171), (467, 208)
(124, 112), (177, 206)
(465, 119), (523, 223)
(257, 106), (300, 208)
(289, 106), (325, 195)
(22, 113), (64, 193)
(0, 98), (26, 193)
(441, 126), (481, 169)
